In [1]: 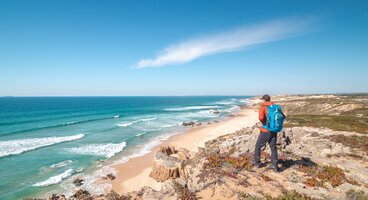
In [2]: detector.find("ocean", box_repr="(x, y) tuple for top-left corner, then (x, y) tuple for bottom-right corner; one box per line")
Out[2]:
(0, 96), (251, 199)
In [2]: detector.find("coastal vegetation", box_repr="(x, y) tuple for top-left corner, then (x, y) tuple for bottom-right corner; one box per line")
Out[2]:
(278, 94), (368, 134)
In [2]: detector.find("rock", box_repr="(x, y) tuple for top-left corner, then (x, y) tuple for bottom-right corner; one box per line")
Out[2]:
(72, 189), (91, 200)
(138, 186), (167, 199)
(211, 109), (220, 114)
(106, 173), (115, 180)
(72, 178), (84, 186)
(47, 194), (67, 200)
(182, 121), (196, 126)
(150, 152), (185, 182)
(195, 122), (202, 126)
(213, 120), (219, 123)
(159, 145), (176, 155)
(176, 148), (191, 160)
(198, 147), (205, 154)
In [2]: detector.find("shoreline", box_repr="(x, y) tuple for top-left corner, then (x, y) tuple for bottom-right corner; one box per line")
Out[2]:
(111, 102), (259, 194)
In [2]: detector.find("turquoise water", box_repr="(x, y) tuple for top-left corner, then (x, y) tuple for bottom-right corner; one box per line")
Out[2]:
(0, 96), (251, 199)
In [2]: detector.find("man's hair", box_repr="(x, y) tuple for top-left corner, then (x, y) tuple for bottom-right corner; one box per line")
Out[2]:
(260, 94), (271, 102)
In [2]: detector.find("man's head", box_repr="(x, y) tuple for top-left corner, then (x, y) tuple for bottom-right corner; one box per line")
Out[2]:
(260, 94), (271, 102)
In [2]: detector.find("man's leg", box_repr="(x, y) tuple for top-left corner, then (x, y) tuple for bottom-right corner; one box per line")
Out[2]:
(268, 132), (278, 168)
(254, 131), (271, 165)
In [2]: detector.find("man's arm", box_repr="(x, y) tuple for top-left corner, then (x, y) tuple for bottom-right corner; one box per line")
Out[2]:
(259, 106), (266, 124)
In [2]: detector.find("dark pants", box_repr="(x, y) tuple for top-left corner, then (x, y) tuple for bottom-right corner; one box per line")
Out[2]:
(254, 131), (278, 167)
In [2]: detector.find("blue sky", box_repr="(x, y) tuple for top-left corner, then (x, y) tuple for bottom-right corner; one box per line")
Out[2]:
(0, 0), (367, 96)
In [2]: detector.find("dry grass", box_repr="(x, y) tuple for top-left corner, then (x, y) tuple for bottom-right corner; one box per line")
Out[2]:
(327, 134), (368, 153)
(284, 114), (368, 134)
(345, 189), (368, 200)
(278, 94), (368, 134)
(204, 153), (253, 172)
(268, 190), (318, 200)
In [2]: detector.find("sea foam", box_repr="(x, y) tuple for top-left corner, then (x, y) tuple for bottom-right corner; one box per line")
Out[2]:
(50, 160), (73, 168)
(33, 169), (73, 187)
(0, 134), (85, 158)
(117, 117), (157, 127)
(67, 142), (127, 158)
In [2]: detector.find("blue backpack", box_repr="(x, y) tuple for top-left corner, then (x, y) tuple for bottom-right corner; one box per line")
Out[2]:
(262, 104), (284, 133)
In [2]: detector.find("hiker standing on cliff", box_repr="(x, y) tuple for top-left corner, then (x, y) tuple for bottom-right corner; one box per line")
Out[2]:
(253, 94), (285, 172)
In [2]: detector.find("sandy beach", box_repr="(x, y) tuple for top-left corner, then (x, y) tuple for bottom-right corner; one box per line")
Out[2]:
(111, 104), (259, 194)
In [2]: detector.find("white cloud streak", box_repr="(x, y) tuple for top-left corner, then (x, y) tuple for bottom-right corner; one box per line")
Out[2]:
(136, 18), (312, 68)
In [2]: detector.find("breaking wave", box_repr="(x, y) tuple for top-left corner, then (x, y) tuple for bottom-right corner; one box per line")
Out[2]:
(0, 134), (85, 158)
(67, 142), (127, 158)
(33, 169), (73, 187)
(50, 160), (73, 168)
(4, 115), (120, 136)
(117, 117), (157, 127)
(164, 105), (220, 111)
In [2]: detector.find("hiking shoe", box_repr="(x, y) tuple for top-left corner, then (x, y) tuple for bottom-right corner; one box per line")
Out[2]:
(268, 165), (280, 173)
(252, 162), (263, 168)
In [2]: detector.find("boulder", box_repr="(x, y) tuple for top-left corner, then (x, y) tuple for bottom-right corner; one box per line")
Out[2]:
(72, 178), (84, 186)
(211, 109), (220, 114)
(182, 121), (196, 126)
(195, 122), (202, 126)
(106, 173), (115, 180)
(72, 189), (91, 200)
(46, 194), (67, 200)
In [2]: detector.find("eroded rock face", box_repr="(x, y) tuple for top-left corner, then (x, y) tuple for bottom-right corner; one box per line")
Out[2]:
(159, 145), (176, 155)
(150, 145), (193, 182)
(150, 152), (185, 182)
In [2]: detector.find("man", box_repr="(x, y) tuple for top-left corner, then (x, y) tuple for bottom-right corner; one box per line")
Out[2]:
(253, 94), (285, 172)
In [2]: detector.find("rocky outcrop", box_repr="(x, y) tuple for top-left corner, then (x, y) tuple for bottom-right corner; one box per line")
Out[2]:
(150, 145), (191, 182)
(150, 152), (183, 182)
(71, 189), (91, 200)
(147, 124), (368, 199)
(159, 145), (176, 155)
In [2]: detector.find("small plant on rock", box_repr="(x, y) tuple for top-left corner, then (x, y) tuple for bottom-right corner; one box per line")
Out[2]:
(172, 182), (197, 200)
(298, 165), (348, 187)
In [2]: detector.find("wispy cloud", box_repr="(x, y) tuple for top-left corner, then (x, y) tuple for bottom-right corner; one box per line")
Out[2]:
(136, 18), (313, 68)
